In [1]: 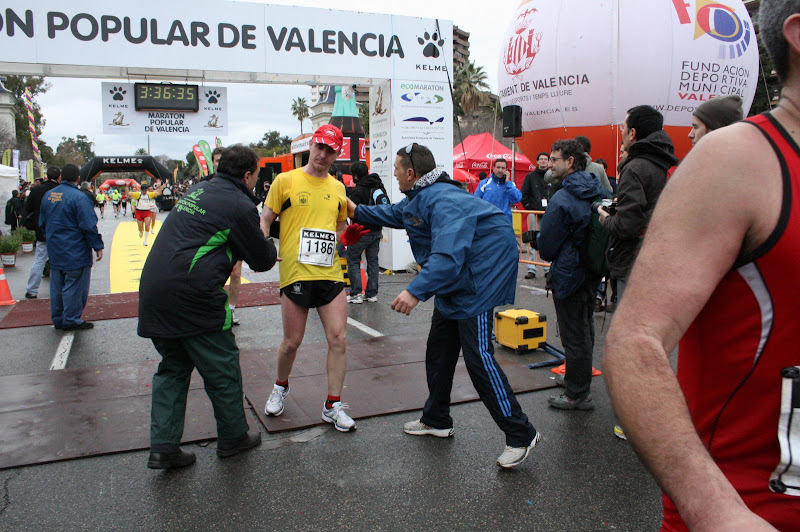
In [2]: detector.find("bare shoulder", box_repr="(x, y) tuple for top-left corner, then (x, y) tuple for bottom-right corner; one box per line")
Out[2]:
(668, 122), (782, 253)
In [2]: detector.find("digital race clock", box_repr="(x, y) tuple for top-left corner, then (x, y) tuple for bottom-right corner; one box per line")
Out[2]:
(134, 83), (199, 112)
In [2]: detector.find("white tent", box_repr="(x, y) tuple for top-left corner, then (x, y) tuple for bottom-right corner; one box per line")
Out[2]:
(0, 164), (21, 212)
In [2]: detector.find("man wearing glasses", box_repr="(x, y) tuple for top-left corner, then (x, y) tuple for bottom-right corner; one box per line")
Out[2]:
(533, 139), (605, 411)
(347, 143), (541, 468)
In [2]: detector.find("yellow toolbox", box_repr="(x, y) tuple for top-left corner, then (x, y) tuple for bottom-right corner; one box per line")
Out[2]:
(495, 309), (547, 353)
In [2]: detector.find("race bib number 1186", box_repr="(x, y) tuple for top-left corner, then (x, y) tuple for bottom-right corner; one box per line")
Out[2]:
(298, 228), (336, 267)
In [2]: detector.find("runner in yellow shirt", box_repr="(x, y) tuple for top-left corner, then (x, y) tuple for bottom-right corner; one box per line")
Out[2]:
(259, 125), (368, 432)
(130, 182), (164, 246)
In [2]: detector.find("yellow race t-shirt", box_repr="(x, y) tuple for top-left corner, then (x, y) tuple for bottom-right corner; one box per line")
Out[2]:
(267, 168), (348, 288)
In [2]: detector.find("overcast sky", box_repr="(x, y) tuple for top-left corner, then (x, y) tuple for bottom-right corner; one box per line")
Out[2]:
(34, 0), (517, 160)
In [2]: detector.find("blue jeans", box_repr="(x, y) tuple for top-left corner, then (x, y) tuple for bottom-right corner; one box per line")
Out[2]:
(25, 241), (48, 296)
(49, 266), (92, 328)
(346, 231), (381, 298)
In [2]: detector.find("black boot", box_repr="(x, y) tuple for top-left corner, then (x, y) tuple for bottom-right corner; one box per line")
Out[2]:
(217, 431), (262, 458)
(147, 448), (196, 469)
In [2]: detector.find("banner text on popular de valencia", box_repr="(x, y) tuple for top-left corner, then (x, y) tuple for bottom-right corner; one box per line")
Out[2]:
(0, 8), (404, 57)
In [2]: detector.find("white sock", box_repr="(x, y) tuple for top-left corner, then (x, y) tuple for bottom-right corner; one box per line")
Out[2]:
(143, 232), (149, 245)
(229, 304), (236, 311)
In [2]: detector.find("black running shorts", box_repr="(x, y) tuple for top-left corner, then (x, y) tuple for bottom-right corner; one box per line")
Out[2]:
(280, 280), (345, 309)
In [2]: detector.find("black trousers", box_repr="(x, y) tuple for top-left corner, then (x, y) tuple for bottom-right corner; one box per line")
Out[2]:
(553, 280), (597, 400)
(420, 308), (537, 448)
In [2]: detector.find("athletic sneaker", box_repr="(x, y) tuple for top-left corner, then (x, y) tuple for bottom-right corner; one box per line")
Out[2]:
(347, 294), (363, 304)
(403, 419), (454, 438)
(322, 401), (356, 432)
(548, 393), (595, 411)
(264, 384), (289, 416)
(613, 425), (627, 440)
(365, 296), (378, 303)
(496, 431), (542, 468)
(231, 310), (241, 326)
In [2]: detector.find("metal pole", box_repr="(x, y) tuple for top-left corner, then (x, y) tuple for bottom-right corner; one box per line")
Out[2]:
(511, 139), (516, 184)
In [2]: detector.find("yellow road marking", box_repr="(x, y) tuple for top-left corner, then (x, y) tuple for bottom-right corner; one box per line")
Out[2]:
(109, 220), (249, 293)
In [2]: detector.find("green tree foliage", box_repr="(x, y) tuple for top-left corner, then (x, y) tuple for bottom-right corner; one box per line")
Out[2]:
(290, 97), (310, 134)
(52, 135), (95, 167)
(358, 102), (370, 136)
(453, 60), (489, 117)
(250, 130), (291, 158)
(1, 75), (51, 160)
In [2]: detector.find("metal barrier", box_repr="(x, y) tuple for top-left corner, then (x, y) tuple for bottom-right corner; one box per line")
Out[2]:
(512, 209), (550, 268)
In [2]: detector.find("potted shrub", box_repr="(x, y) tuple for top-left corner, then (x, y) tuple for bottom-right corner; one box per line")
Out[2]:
(17, 227), (36, 254)
(0, 233), (21, 267)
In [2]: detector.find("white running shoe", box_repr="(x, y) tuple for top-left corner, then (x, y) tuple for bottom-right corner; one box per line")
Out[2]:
(264, 384), (289, 416)
(403, 419), (454, 438)
(347, 294), (363, 304)
(322, 401), (356, 432)
(496, 431), (542, 468)
(365, 296), (378, 303)
(231, 310), (241, 326)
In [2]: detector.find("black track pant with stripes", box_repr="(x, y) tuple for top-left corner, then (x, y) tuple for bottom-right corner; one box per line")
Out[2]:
(420, 308), (538, 448)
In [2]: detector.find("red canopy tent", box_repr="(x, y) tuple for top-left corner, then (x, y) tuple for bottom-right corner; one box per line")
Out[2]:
(453, 132), (536, 190)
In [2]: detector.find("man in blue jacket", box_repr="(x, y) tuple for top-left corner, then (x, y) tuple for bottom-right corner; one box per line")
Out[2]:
(535, 139), (604, 410)
(473, 158), (522, 222)
(348, 143), (540, 468)
(39, 164), (104, 331)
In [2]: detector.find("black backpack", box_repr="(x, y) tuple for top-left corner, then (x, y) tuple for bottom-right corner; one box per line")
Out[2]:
(583, 196), (611, 278)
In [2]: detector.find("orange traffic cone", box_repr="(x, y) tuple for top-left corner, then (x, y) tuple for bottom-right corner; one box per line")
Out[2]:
(0, 266), (16, 306)
(551, 363), (602, 377)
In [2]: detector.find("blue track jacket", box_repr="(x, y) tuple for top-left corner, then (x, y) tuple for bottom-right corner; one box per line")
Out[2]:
(40, 181), (104, 271)
(473, 173), (522, 221)
(355, 176), (517, 319)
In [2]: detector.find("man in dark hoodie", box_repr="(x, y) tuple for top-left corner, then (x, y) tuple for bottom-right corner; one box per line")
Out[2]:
(348, 143), (540, 469)
(598, 105), (678, 301)
(345, 161), (389, 304)
(535, 139), (605, 411)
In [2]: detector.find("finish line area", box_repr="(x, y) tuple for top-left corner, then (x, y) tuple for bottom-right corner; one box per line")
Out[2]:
(0, 214), (662, 529)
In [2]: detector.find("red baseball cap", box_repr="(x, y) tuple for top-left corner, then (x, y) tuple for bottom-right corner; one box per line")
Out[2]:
(311, 124), (344, 153)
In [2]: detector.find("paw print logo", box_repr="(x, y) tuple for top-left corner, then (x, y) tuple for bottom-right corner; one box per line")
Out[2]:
(418, 31), (445, 58)
(109, 86), (126, 101)
(205, 90), (220, 104)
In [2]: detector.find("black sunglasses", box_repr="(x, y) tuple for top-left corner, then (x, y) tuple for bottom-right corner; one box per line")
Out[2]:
(405, 143), (418, 177)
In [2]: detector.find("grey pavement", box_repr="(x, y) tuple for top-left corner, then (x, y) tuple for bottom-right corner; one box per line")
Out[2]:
(0, 212), (662, 531)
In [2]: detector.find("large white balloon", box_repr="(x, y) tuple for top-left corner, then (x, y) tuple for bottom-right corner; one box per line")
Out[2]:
(498, 0), (759, 162)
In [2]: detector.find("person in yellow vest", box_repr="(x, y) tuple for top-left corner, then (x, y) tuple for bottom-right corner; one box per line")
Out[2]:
(130, 182), (164, 246)
(95, 190), (106, 218)
(111, 189), (122, 218)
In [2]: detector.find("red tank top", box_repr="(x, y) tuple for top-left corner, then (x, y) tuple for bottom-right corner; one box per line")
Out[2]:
(663, 113), (800, 531)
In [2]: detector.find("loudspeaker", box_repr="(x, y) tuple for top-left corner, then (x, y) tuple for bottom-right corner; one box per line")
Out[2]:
(502, 105), (522, 138)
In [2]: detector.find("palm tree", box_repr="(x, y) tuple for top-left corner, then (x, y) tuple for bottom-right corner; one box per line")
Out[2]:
(454, 60), (490, 117)
(291, 97), (310, 134)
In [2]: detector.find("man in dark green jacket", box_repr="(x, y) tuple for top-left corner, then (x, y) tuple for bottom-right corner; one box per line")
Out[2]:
(138, 145), (277, 469)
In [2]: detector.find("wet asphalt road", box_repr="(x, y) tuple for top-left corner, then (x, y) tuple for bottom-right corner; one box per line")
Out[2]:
(0, 213), (662, 531)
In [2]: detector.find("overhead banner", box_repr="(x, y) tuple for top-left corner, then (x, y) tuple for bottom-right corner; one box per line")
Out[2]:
(101, 82), (227, 136)
(1, 0), (453, 84)
(497, 0), (758, 130)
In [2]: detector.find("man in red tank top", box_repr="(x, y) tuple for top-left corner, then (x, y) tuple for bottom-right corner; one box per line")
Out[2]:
(604, 2), (800, 530)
